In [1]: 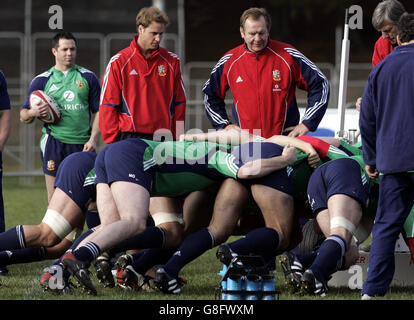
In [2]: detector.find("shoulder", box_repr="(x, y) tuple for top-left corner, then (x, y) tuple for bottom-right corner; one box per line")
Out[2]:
(158, 47), (182, 65)
(109, 46), (134, 67)
(29, 69), (53, 88)
(75, 66), (100, 88)
(266, 40), (301, 65)
(76, 65), (96, 76)
(214, 45), (245, 68)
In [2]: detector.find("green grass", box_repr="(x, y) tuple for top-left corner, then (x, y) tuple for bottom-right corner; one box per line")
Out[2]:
(1, 177), (414, 300)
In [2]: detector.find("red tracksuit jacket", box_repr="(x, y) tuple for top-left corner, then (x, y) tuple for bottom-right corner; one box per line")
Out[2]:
(203, 39), (329, 138)
(372, 36), (394, 67)
(99, 35), (186, 143)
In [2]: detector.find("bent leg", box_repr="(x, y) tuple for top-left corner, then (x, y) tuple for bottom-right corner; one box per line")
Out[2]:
(251, 184), (294, 251)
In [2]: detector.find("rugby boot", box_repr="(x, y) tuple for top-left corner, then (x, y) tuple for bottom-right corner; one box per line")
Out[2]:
(280, 252), (303, 293)
(216, 244), (244, 268)
(39, 270), (74, 295)
(300, 269), (328, 297)
(154, 265), (181, 294)
(62, 252), (97, 295)
(94, 252), (115, 288)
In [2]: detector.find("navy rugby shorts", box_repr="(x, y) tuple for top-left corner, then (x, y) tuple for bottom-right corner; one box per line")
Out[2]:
(232, 142), (293, 196)
(54, 151), (97, 213)
(41, 134), (84, 176)
(307, 157), (368, 215)
(94, 138), (154, 192)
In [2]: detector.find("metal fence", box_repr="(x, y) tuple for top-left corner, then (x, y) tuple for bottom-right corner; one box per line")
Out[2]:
(1, 31), (371, 177)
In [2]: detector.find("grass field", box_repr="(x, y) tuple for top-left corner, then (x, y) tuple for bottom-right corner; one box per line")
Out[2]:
(1, 176), (414, 301)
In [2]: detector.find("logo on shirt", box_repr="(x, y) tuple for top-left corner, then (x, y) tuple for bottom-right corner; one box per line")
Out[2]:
(49, 84), (59, 92)
(47, 160), (56, 171)
(273, 69), (281, 81)
(76, 79), (85, 89)
(158, 65), (167, 77)
(63, 90), (75, 102)
(129, 69), (138, 75)
(236, 76), (243, 83)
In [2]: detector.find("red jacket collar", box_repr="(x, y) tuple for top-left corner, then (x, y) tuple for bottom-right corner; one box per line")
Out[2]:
(131, 34), (160, 60)
(243, 37), (271, 55)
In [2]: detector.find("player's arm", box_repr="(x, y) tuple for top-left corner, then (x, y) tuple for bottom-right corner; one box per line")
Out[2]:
(83, 73), (101, 152)
(237, 145), (297, 179)
(20, 79), (48, 123)
(202, 55), (232, 130)
(179, 127), (255, 145)
(171, 59), (186, 139)
(359, 76), (377, 168)
(83, 112), (100, 152)
(265, 135), (320, 168)
(99, 57), (122, 144)
(0, 73), (11, 151)
(0, 109), (11, 151)
(284, 48), (329, 136)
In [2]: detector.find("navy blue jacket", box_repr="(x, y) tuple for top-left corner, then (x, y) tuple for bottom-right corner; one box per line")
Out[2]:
(360, 43), (414, 174)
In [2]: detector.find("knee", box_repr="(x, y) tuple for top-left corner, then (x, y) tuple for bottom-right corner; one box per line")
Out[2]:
(159, 222), (184, 249)
(38, 224), (61, 247)
(128, 218), (147, 236)
(208, 225), (231, 246)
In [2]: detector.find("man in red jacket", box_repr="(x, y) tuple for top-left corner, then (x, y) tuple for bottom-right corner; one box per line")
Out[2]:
(96, 7), (192, 283)
(356, 0), (405, 111)
(99, 6), (186, 143)
(371, 0), (406, 67)
(203, 7), (329, 138)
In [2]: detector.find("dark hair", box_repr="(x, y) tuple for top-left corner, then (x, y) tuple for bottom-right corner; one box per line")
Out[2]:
(397, 13), (414, 43)
(52, 31), (77, 49)
(240, 7), (272, 32)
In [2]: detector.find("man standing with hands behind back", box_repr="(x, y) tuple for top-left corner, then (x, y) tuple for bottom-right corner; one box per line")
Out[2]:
(99, 6), (186, 143)
(203, 7), (329, 138)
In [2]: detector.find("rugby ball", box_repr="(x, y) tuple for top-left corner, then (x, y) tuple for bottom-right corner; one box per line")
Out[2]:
(29, 90), (61, 124)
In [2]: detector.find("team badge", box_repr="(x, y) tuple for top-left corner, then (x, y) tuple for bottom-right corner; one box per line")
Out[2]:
(47, 160), (55, 171)
(273, 69), (281, 81)
(158, 65), (167, 77)
(76, 79), (85, 89)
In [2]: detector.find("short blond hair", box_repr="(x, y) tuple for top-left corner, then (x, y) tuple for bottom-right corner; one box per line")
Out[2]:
(240, 7), (272, 32)
(136, 6), (169, 29)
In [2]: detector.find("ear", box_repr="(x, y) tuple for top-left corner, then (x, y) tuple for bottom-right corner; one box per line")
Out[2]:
(397, 34), (402, 46)
(240, 26), (245, 40)
(138, 25), (144, 35)
(51, 47), (57, 57)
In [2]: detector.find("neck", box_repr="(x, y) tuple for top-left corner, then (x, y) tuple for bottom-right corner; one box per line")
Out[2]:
(54, 64), (73, 72)
(137, 38), (155, 59)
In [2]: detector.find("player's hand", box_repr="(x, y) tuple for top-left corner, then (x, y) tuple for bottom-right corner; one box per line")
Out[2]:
(83, 140), (96, 152)
(285, 123), (309, 137)
(224, 124), (241, 131)
(30, 100), (48, 117)
(306, 147), (320, 168)
(365, 164), (379, 179)
(355, 97), (362, 112)
(179, 134), (199, 142)
(282, 145), (297, 165)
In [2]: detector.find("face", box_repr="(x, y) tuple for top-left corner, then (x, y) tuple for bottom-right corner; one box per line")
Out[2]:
(378, 23), (398, 44)
(137, 21), (165, 53)
(52, 38), (76, 70)
(240, 16), (269, 53)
